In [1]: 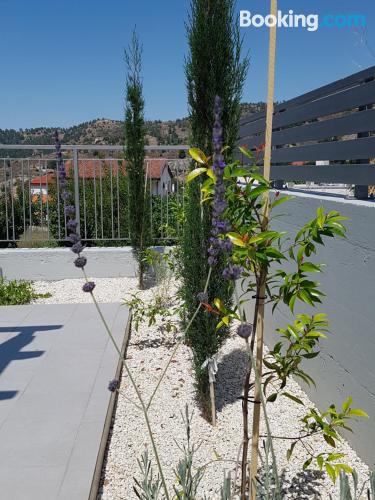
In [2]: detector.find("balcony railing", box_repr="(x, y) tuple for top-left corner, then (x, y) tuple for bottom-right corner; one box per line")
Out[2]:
(0, 144), (189, 245)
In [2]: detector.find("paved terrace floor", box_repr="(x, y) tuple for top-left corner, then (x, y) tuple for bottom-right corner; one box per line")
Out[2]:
(0, 303), (129, 500)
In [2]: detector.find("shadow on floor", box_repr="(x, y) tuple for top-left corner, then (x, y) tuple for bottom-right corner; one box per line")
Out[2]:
(0, 325), (63, 400)
(0, 391), (18, 400)
(279, 468), (324, 499)
(0, 325), (63, 374)
(216, 347), (248, 412)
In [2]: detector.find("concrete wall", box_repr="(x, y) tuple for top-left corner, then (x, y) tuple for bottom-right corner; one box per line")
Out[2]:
(242, 191), (375, 467)
(0, 247), (137, 281)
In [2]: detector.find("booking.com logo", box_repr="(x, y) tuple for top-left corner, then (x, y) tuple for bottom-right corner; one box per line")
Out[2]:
(240, 10), (367, 32)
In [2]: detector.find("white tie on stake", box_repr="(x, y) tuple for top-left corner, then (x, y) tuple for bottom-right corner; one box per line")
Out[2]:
(201, 356), (218, 384)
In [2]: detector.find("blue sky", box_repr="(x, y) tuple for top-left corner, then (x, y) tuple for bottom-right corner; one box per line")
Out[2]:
(1, 0), (374, 129)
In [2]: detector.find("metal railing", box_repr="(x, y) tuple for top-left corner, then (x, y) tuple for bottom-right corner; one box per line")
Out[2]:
(0, 145), (190, 245)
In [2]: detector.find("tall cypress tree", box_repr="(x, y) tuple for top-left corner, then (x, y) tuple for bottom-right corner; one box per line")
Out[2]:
(182, 0), (249, 408)
(124, 30), (148, 288)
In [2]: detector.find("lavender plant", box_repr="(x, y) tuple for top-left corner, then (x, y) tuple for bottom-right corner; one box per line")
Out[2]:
(186, 96), (368, 497)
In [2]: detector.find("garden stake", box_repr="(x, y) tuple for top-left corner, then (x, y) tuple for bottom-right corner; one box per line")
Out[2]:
(249, 0), (278, 498)
(202, 355), (218, 426)
(210, 383), (216, 427)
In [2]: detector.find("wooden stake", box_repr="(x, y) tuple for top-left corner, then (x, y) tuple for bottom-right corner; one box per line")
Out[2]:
(210, 381), (216, 426)
(249, 1), (278, 498)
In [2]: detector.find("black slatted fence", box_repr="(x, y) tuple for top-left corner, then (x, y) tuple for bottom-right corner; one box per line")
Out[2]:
(238, 66), (375, 197)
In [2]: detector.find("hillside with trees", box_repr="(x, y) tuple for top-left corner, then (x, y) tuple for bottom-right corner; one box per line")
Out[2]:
(0, 103), (265, 156)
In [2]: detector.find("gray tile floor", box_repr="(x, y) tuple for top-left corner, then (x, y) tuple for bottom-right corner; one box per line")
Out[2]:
(0, 303), (129, 500)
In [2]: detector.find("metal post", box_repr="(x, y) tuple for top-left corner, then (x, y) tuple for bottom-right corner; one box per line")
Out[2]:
(355, 106), (370, 199)
(72, 147), (81, 235)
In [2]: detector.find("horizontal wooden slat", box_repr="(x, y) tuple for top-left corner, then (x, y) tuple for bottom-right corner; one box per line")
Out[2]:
(242, 108), (375, 148)
(240, 80), (375, 137)
(240, 65), (375, 126)
(266, 164), (375, 184)
(238, 136), (375, 163)
(270, 137), (375, 163)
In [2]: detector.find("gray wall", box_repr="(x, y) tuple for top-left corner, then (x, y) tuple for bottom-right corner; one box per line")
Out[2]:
(0, 247), (137, 281)
(242, 191), (375, 467)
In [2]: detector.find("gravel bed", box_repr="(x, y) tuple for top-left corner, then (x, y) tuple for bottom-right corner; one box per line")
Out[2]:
(33, 277), (139, 304)
(34, 278), (370, 499)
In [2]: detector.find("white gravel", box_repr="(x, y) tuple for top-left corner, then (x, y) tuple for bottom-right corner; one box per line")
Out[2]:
(33, 277), (139, 304)
(34, 278), (370, 499)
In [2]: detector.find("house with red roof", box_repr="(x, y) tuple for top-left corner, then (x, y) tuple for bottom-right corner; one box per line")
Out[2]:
(63, 158), (174, 196)
(30, 173), (55, 202)
(145, 159), (174, 196)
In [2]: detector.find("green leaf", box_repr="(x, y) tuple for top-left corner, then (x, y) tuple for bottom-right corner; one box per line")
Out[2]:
(267, 393), (278, 403)
(335, 464), (353, 475)
(227, 232), (246, 247)
(229, 167), (252, 178)
(214, 298), (224, 311)
(249, 185), (269, 199)
(325, 463), (337, 483)
(342, 396), (353, 413)
(300, 262), (322, 273)
(323, 434), (336, 448)
(289, 295), (296, 314)
(238, 146), (254, 159)
(271, 195), (294, 209)
(250, 171), (269, 184)
(282, 392), (304, 406)
(303, 458), (312, 470)
(189, 147), (207, 164)
(206, 168), (216, 181)
(286, 442), (296, 461)
(327, 453), (346, 462)
(348, 408), (369, 418)
(299, 289), (315, 307)
(186, 167), (207, 182)
(316, 455), (324, 470)
(317, 206), (326, 228)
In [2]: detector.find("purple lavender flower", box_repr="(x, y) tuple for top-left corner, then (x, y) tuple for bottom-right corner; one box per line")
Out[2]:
(71, 241), (85, 254)
(68, 233), (81, 244)
(54, 130), (94, 287)
(74, 256), (87, 268)
(222, 264), (243, 281)
(67, 219), (78, 232)
(82, 281), (96, 293)
(207, 96), (233, 267)
(61, 191), (71, 201)
(108, 379), (119, 392)
(197, 291), (209, 303)
(237, 323), (252, 339)
(64, 205), (75, 216)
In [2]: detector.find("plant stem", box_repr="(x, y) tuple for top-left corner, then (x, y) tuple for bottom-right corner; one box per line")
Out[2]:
(239, 290), (260, 499)
(147, 266), (212, 410)
(82, 271), (171, 500)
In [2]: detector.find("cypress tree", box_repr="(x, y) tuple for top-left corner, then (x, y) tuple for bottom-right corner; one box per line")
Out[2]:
(124, 30), (149, 288)
(182, 0), (249, 409)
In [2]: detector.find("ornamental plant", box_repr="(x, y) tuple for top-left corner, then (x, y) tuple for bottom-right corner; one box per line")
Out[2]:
(124, 30), (150, 289)
(182, 0), (249, 408)
(187, 96), (368, 498)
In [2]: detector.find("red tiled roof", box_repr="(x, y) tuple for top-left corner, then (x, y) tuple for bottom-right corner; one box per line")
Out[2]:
(145, 159), (168, 180)
(30, 173), (55, 185)
(65, 160), (126, 179)
(64, 159), (172, 180)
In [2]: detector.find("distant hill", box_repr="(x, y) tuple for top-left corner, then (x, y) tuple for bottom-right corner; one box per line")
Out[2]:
(0, 103), (266, 157)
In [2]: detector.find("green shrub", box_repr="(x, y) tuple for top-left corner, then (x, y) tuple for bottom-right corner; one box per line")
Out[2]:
(0, 279), (51, 305)
(181, 0), (249, 410)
